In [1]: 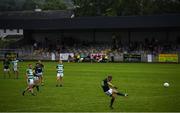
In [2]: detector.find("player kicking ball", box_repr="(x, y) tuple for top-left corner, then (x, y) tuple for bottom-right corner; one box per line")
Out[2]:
(22, 64), (35, 96)
(56, 60), (64, 87)
(101, 75), (128, 109)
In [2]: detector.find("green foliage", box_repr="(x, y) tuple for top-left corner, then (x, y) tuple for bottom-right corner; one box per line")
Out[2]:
(72, 0), (119, 16)
(0, 0), (16, 11)
(42, 0), (67, 10)
(73, 0), (180, 16)
(0, 0), (67, 11)
(0, 0), (180, 15)
(151, 0), (180, 14)
(0, 62), (180, 111)
(22, 0), (37, 10)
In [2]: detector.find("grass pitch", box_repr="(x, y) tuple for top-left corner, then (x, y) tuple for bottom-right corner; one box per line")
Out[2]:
(0, 61), (180, 112)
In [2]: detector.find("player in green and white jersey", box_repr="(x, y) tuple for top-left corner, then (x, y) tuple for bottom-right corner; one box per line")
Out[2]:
(11, 58), (19, 79)
(22, 64), (35, 96)
(56, 60), (64, 87)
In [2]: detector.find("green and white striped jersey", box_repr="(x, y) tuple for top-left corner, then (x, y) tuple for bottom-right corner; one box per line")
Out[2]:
(56, 64), (64, 73)
(26, 68), (34, 79)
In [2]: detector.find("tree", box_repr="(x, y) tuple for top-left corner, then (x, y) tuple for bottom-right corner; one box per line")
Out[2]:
(22, 0), (37, 10)
(42, 0), (67, 10)
(118, 0), (141, 15)
(72, 0), (119, 16)
(0, 0), (16, 11)
(152, 0), (180, 14)
(72, 0), (180, 16)
(0, 0), (180, 16)
(0, 0), (67, 11)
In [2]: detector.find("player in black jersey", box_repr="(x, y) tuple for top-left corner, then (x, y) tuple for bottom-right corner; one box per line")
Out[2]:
(101, 75), (128, 109)
(36, 60), (44, 86)
(33, 64), (40, 92)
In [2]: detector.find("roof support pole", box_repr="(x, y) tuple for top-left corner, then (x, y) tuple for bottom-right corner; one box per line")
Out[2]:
(61, 30), (64, 45)
(128, 30), (131, 46)
(166, 31), (169, 42)
(93, 29), (96, 43)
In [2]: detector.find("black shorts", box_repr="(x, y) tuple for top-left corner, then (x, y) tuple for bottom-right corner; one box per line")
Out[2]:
(4, 66), (9, 69)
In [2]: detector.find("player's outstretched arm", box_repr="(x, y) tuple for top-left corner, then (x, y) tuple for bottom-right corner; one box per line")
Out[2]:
(107, 82), (115, 88)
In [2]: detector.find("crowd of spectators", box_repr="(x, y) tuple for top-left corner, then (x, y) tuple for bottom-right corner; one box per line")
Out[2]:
(30, 37), (180, 62)
(114, 38), (180, 55)
(1, 36), (179, 61)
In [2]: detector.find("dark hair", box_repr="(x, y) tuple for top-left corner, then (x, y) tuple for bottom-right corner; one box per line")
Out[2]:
(107, 75), (112, 79)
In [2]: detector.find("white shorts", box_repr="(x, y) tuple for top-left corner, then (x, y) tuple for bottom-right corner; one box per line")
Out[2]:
(13, 66), (18, 71)
(105, 88), (113, 96)
(34, 76), (39, 81)
(37, 73), (43, 77)
(4, 69), (10, 72)
(57, 73), (64, 77)
(28, 79), (34, 85)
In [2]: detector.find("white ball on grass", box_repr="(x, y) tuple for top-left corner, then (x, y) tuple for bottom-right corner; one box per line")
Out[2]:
(163, 82), (170, 87)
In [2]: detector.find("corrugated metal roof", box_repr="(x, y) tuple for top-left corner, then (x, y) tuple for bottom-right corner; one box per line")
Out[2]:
(0, 10), (73, 19)
(0, 11), (180, 30)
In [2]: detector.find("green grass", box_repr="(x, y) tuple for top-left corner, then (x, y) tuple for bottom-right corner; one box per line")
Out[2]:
(0, 61), (180, 112)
